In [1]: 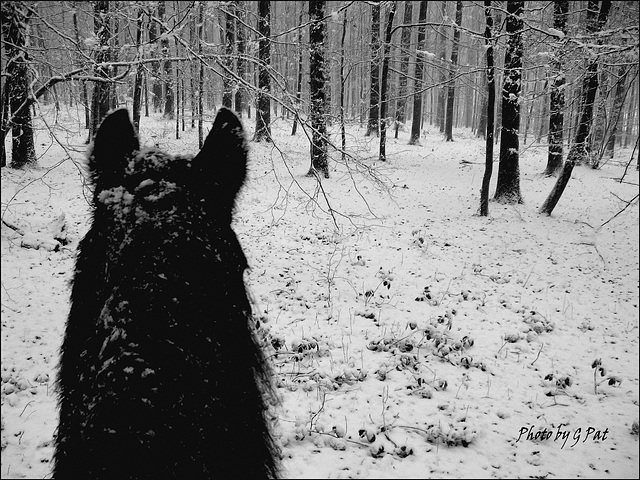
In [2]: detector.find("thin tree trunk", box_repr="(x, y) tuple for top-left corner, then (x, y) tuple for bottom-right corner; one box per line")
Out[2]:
(340, 11), (347, 161)
(409, 1), (428, 145)
(395, 2), (412, 139)
(379, 2), (396, 162)
(198, 1), (204, 148)
(71, 2), (90, 129)
(132, 6), (145, 133)
(291, 5), (304, 136)
(234, 0), (245, 116)
(222, 2), (235, 109)
(159, 1), (174, 119)
(544, 0), (568, 176)
(444, 0), (463, 142)
(480, 0), (496, 216)
(149, 5), (162, 113)
(436, 1), (447, 133)
(366, 1), (381, 137)
(605, 65), (631, 158)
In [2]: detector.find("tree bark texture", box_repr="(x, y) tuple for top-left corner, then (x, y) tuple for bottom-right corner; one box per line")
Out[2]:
(494, 0), (524, 204)
(2, 1), (36, 168)
(254, 0), (271, 142)
(409, 1), (428, 145)
(89, 0), (112, 141)
(223, 2), (235, 109)
(307, 0), (329, 178)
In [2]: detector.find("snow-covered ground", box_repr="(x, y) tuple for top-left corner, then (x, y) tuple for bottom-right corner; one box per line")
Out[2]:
(2, 107), (638, 478)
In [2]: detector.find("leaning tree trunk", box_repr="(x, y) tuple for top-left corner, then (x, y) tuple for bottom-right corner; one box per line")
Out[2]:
(254, 0), (271, 142)
(480, 0), (496, 216)
(307, 0), (329, 178)
(409, 1), (428, 145)
(444, 0), (463, 142)
(366, 1), (381, 137)
(378, 2), (396, 162)
(2, 1), (36, 168)
(544, 0), (569, 176)
(494, 0), (524, 204)
(540, 0), (612, 215)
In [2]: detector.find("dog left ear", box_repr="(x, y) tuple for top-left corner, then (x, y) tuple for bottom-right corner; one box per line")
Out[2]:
(193, 107), (248, 202)
(89, 109), (140, 191)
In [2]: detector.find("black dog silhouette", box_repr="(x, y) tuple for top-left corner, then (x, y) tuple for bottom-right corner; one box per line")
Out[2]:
(53, 108), (279, 479)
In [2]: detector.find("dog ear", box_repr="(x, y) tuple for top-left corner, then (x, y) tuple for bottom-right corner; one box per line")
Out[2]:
(193, 107), (248, 203)
(89, 109), (139, 191)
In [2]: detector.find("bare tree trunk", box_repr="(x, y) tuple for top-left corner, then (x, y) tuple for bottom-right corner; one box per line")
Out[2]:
(291, 5), (304, 136)
(1, 1), (36, 168)
(409, 1), (428, 145)
(480, 0), (496, 216)
(366, 1), (381, 137)
(436, 1), (447, 133)
(254, 0), (271, 142)
(234, 0), (245, 116)
(395, 2), (412, 139)
(379, 1), (396, 162)
(307, 0), (329, 178)
(540, 0), (612, 215)
(605, 65), (631, 158)
(197, 1), (204, 148)
(494, 0), (524, 204)
(340, 11), (347, 161)
(71, 1), (90, 130)
(89, 0), (112, 141)
(159, 1), (174, 119)
(132, 6), (145, 133)
(444, 0), (463, 141)
(544, 1), (568, 176)
(148, 5), (163, 113)
(110, 2), (119, 111)
(222, 2), (235, 109)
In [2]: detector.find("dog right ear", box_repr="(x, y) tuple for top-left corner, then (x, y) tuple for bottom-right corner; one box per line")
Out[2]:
(89, 109), (139, 190)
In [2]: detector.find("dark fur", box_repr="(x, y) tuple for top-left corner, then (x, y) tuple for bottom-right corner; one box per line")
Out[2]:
(53, 108), (279, 479)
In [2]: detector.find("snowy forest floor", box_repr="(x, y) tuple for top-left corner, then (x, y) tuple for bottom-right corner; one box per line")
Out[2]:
(1, 107), (639, 479)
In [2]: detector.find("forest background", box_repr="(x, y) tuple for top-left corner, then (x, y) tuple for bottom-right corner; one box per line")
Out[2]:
(1, 1), (639, 478)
